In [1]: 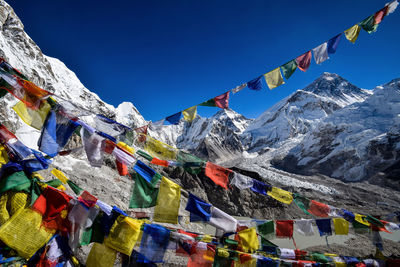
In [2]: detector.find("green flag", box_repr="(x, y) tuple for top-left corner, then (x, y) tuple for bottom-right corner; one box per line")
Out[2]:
(129, 172), (159, 208)
(293, 194), (311, 215)
(257, 220), (275, 239)
(199, 98), (216, 107)
(280, 60), (297, 80)
(67, 180), (84, 195)
(360, 15), (379, 33)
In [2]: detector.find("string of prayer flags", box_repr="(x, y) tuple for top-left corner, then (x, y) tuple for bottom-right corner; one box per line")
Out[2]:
(247, 76), (263, 91)
(275, 220), (294, 238)
(333, 218), (349, 235)
(295, 219), (315, 236)
(129, 172), (159, 208)
(138, 224), (170, 263)
(204, 161), (232, 189)
(230, 172), (253, 190)
(154, 177), (181, 224)
(296, 51), (312, 72)
(185, 193), (211, 222)
(280, 60), (297, 80)
(327, 34), (342, 54)
(267, 187), (293, 205)
(308, 200), (330, 218)
(165, 112), (182, 125)
(344, 24), (361, 44)
(182, 106), (197, 122)
(315, 219), (332, 236)
(312, 43), (329, 65)
(209, 206), (238, 233)
(237, 228), (259, 253)
(263, 68), (285, 90)
(231, 83), (247, 94)
(133, 160), (162, 186)
(12, 100), (51, 130)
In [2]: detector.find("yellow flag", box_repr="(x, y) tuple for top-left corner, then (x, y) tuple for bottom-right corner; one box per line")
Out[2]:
(267, 186), (293, 204)
(201, 234), (213, 243)
(344, 24), (361, 44)
(117, 142), (135, 155)
(0, 144), (9, 167)
(234, 257), (257, 267)
(86, 242), (117, 267)
(355, 214), (370, 226)
(12, 101), (51, 130)
(154, 177), (181, 224)
(182, 106), (197, 122)
(263, 68), (285, 90)
(333, 218), (349, 235)
(104, 216), (143, 256)
(217, 248), (230, 258)
(144, 136), (177, 160)
(51, 169), (69, 184)
(237, 227), (259, 253)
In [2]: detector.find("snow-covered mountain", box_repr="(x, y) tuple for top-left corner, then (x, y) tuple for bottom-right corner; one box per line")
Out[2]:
(275, 78), (400, 183)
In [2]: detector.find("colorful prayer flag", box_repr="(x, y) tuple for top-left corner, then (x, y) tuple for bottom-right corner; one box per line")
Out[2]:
(360, 14), (379, 33)
(344, 24), (361, 44)
(257, 220), (274, 239)
(315, 219), (332, 236)
(204, 162), (231, 189)
(138, 224), (170, 263)
(267, 186), (293, 204)
(312, 43), (329, 64)
(230, 172), (253, 190)
(144, 136), (177, 160)
(327, 34), (342, 54)
(247, 76), (263, 91)
(275, 220), (293, 238)
(231, 83), (247, 94)
(280, 60), (297, 80)
(182, 106), (197, 122)
(250, 179), (269, 195)
(237, 228), (259, 253)
(165, 112), (182, 125)
(199, 98), (216, 107)
(12, 100), (51, 130)
(154, 177), (181, 224)
(333, 218), (349, 235)
(209, 206), (237, 233)
(51, 168), (69, 184)
(296, 51), (312, 72)
(185, 193), (211, 222)
(133, 160), (161, 186)
(129, 172), (159, 208)
(214, 91), (230, 109)
(263, 68), (285, 90)
(295, 219), (314, 236)
(307, 200), (330, 217)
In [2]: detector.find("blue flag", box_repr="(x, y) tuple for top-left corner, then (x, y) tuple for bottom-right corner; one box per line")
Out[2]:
(247, 76), (263, 91)
(316, 219), (332, 236)
(327, 34), (342, 54)
(134, 160), (157, 184)
(185, 193), (211, 222)
(165, 112), (182, 125)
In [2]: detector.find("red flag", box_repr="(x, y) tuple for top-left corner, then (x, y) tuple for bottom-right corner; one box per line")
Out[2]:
(374, 6), (389, 24)
(150, 157), (169, 167)
(0, 124), (17, 143)
(116, 160), (129, 176)
(296, 51), (312, 72)
(78, 191), (98, 208)
(214, 91), (230, 109)
(205, 162), (232, 189)
(307, 200), (330, 217)
(135, 125), (148, 143)
(275, 220), (294, 238)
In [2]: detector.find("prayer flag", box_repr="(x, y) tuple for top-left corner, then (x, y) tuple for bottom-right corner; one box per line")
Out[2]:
(280, 60), (297, 80)
(185, 193), (211, 222)
(275, 220), (293, 238)
(94, 114), (130, 139)
(51, 168), (69, 184)
(250, 179), (270, 195)
(12, 100), (51, 130)
(308, 200), (330, 217)
(135, 125), (148, 143)
(137, 150), (153, 161)
(166, 112), (182, 125)
(150, 157), (169, 167)
(103, 216), (143, 256)
(386, 0), (399, 15)
(139, 224), (170, 263)
(315, 219), (332, 236)
(263, 68), (285, 90)
(182, 106), (197, 122)
(230, 172), (253, 190)
(144, 136), (177, 160)
(39, 109), (80, 158)
(133, 160), (161, 186)
(237, 228), (259, 253)
(296, 51), (312, 72)
(312, 43), (329, 64)
(257, 220), (274, 239)
(340, 208), (355, 222)
(209, 206), (237, 233)
(116, 160), (128, 176)
(81, 128), (105, 167)
(280, 248), (296, 260)
(267, 186), (293, 204)
(204, 162), (231, 189)
(231, 83), (247, 94)
(214, 91), (230, 109)
(247, 76), (263, 91)
(327, 34), (342, 54)
(154, 177), (181, 224)
(86, 242), (117, 267)
(129, 172), (159, 208)
(374, 6), (389, 24)
(344, 24), (361, 44)
(360, 14), (379, 33)
(295, 219), (314, 236)
(199, 98), (216, 107)
(333, 218), (349, 235)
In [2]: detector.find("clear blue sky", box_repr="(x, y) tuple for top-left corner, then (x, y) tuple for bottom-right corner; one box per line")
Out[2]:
(7, 0), (400, 121)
